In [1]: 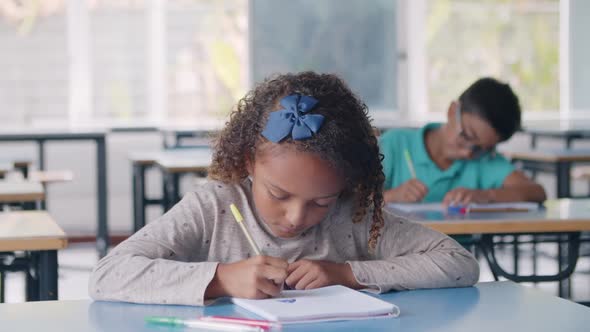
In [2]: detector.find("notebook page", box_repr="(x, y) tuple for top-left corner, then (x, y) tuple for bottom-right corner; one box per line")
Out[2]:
(232, 285), (399, 323)
(387, 203), (444, 213)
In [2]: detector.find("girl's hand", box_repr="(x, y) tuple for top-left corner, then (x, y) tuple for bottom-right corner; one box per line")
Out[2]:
(285, 260), (361, 290)
(206, 255), (288, 299)
(384, 179), (428, 203)
(443, 188), (491, 206)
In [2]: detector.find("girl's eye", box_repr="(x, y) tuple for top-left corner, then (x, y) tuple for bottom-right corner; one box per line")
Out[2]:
(313, 199), (335, 208)
(268, 190), (288, 201)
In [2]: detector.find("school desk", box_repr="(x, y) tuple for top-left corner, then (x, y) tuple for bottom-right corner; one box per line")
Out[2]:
(0, 158), (32, 178)
(1, 281), (588, 331)
(386, 198), (590, 299)
(522, 119), (590, 148)
(129, 147), (212, 231)
(0, 128), (109, 258)
(501, 148), (590, 198)
(159, 126), (218, 148)
(0, 211), (67, 302)
(0, 180), (45, 205)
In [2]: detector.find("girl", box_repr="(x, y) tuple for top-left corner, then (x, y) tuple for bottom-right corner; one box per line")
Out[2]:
(89, 72), (479, 306)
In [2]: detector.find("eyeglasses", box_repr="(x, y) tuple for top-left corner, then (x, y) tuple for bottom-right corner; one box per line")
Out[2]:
(455, 103), (495, 158)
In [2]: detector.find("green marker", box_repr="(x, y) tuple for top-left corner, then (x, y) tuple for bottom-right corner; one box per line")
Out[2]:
(145, 316), (264, 331)
(404, 149), (417, 179)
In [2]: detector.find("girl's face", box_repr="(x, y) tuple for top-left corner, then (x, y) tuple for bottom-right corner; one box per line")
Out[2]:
(247, 144), (346, 238)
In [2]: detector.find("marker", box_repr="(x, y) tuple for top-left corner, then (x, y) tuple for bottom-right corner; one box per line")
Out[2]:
(404, 149), (417, 179)
(230, 203), (262, 255)
(201, 316), (281, 330)
(145, 316), (264, 332)
(447, 205), (466, 214)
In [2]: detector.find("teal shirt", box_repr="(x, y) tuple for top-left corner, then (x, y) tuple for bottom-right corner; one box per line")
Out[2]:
(379, 123), (515, 202)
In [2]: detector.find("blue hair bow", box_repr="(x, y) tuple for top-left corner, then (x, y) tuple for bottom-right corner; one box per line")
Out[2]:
(261, 94), (324, 143)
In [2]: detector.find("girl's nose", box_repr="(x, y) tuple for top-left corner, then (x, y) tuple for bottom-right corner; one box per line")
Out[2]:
(285, 203), (306, 228)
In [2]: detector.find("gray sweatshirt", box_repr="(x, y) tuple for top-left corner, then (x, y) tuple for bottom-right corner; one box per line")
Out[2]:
(89, 179), (479, 306)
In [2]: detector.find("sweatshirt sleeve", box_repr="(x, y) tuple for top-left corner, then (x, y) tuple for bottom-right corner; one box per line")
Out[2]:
(347, 210), (480, 292)
(88, 192), (218, 306)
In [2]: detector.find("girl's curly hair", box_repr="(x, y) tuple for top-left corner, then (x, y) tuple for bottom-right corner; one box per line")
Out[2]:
(209, 71), (385, 252)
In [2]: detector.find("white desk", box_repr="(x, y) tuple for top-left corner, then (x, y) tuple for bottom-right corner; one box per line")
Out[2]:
(0, 282), (588, 331)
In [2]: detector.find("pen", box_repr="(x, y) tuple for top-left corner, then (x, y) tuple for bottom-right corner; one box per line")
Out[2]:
(465, 207), (531, 213)
(201, 316), (282, 330)
(447, 205), (531, 214)
(230, 203), (286, 291)
(145, 316), (264, 332)
(404, 149), (417, 179)
(230, 203), (262, 255)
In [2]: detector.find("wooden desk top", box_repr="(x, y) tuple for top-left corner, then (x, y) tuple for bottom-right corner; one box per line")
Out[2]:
(501, 149), (590, 162)
(0, 211), (67, 251)
(0, 181), (45, 202)
(387, 199), (590, 235)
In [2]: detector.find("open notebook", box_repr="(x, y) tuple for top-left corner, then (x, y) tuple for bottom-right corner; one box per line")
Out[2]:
(232, 285), (400, 324)
(388, 202), (540, 214)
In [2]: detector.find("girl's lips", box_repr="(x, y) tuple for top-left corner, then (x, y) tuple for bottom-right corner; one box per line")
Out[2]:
(274, 224), (302, 237)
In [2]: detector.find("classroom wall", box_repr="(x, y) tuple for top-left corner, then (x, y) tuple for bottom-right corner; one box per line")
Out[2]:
(2, 132), (590, 237)
(570, 0), (590, 110)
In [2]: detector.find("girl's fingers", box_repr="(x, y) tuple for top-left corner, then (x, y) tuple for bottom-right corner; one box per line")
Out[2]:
(294, 270), (317, 290)
(285, 265), (307, 287)
(256, 277), (282, 298)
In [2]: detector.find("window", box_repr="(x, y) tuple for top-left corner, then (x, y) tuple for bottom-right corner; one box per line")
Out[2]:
(405, 0), (560, 118)
(165, 0), (248, 123)
(250, 0), (398, 115)
(0, 0), (68, 126)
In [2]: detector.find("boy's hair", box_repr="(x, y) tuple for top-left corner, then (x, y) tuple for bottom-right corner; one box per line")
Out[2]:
(458, 77), (521, 141)
(210, 71), (385, 251)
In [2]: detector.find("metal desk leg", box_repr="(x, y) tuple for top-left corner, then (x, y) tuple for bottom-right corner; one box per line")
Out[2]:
(25, 252), (39, 301)
(162, 171), (181, 212)
(132, 163), (146, 232)
(0, 271), (4, 302)
(37, 139), (46, 171)
(555, 161), (573, 298)
(513, 235), (519, 275)
(532, 236), (538, 283)
(162, 171), (171, 212)
(96, 137), (109, 258)
(480, 232), (580, 294)
(37, 139), (47, 210)
(173, 173), (180, 206)
(556, 161), (571, 198)
(38, 250), (58, 301)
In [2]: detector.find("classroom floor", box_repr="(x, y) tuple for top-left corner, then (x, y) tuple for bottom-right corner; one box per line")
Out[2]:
(4, 241), (590, 303)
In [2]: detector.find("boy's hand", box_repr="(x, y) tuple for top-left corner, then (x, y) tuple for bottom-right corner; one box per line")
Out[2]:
(384, 179), (428, 203)
(443, 188), (491, 206)
(206, 255), (288, 299)
(285, 260), (361, 290)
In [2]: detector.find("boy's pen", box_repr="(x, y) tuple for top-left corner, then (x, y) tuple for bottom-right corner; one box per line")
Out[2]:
(145, 316), (264, 332)
(404, 149), (417, 179)
(230, 203), (262, 255)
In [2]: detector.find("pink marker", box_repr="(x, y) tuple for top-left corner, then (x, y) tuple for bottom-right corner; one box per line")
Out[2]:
(200, 316), (282, 330)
